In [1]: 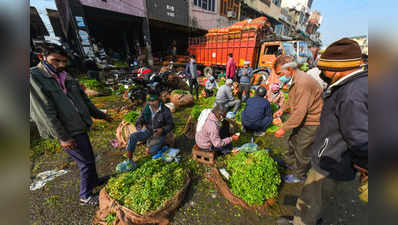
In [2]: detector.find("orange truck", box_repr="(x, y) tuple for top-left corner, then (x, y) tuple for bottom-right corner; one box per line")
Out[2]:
(187, 17), (314, 84)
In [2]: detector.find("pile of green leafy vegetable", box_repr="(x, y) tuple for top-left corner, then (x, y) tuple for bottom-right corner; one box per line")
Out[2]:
(79, 78), (111, 95)
(106, 159), (188, 215)
(225, 150), (281, 206)
(266, 103), (281, 133)
(190, 96), (216, 121)
(235, 103), (246, 124)
(123, 111), (140, 125)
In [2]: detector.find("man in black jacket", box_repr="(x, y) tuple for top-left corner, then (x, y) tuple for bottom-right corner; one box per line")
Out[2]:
(126, 94), (174, 164)
(277, 38), (368, 225)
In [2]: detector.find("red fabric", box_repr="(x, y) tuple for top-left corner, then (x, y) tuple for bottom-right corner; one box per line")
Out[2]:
(226, 58), (236, 79)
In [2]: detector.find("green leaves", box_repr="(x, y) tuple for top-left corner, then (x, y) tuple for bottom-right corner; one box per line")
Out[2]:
(123, 111), (140, 125)
(105, 159), (188, 215)
(225, 150), (281, 206)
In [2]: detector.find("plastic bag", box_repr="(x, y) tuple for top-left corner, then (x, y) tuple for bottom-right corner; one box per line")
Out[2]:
(115, 160), (137, 173)
(239, 142), (258, 153)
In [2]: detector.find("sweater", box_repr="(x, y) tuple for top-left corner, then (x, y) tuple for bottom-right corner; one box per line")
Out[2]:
(242, 96), (272, 124)
(226, 58), (236, 79)
(281, 70), (323, 131)
(195, 112), (232, 149)
(215, 85), (234, 105)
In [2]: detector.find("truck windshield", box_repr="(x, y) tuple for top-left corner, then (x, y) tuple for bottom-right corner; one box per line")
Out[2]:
(282, 43), (296, 57)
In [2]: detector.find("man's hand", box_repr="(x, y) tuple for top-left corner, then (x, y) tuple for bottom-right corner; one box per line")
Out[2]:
(153, 128), (163, 137)
(105, 115), (113, 123)
(232, 135), (240, 142)
(273, 109), (283, 118)
(60, 139), (77, 150)
(274, 128), (286, 138)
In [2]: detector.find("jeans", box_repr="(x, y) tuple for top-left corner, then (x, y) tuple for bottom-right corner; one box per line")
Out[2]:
(64, 133), (98, 199)
(126, 130), (165, 155)
(238, 83), (250, 101)
(189, 78), (199, 99)
(205, 89), (214, 97)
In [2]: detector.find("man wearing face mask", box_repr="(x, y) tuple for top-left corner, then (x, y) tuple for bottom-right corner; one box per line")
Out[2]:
(273, 56), (323, 183)
(277, 38), (368, 225)
(30, 44), (113, 206)
(184, 55), (199, 100)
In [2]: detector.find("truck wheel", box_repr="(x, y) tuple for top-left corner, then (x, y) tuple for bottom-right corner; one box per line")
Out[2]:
(204, 66), (213, 78)
(257, 71), (269, 82)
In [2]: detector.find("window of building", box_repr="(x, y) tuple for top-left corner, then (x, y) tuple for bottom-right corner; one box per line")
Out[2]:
(275, 24), (283, 35)
(220, 0), (239, 18)
(194, 0), (215, 12)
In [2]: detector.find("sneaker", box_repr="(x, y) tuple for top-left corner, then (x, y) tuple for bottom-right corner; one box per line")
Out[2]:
(276, 217), (293, 225)
(253, 131), (265, 136)
(80, 195), (99, 206)
(284, 174), (305, 184)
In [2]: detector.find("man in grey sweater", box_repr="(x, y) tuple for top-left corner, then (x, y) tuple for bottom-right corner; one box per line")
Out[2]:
(216, 79), (241, 114)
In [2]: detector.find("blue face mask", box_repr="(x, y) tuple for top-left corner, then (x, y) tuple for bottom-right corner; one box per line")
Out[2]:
(279, 75), (291, 84)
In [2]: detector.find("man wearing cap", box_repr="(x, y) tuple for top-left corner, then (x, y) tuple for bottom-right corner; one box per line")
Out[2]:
(273, 56), (324, 183)
(205, 76), (218, 97)
(126, 94), (175, 164)
(277, 38), (368, 225)
(238, 61), (253, 101)
(216, 79), (241, 115)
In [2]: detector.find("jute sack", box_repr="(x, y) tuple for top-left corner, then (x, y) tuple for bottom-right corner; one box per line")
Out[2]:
(205, 167), (273, 215)
(116, 121), (137, 148)
(169, 93), (194, 108)
(92, 177), (191, 225)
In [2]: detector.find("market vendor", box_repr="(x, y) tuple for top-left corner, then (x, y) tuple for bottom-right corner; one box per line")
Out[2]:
(205, 76), (218, 97)
(241, 86), (272, 136)
(273, 56), (323, 183)
(216, 79), (241, 116)
(195, 104), (239, 154)
(238, 61), (253, 101)
(267, 83), (285, 109)
(126, 94), (174, 164)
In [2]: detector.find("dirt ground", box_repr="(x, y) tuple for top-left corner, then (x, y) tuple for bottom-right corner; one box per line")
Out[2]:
(29, 94), (367, 225)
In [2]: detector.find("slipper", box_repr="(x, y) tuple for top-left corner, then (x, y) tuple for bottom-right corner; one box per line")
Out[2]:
(80, 195), (99, 206)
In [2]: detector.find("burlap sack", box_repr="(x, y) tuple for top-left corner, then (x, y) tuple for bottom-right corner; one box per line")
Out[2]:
(116, 121), (137, 148)
(183, 115), (197, 140)
(205, 167), (271, 215)
(85, 88), (102, 97)
(170, 93), (194, 108)
(92, 176), (191, 225)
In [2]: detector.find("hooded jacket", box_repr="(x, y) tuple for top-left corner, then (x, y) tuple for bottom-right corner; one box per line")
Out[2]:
(311, 69), (368, 181)
(135, 103), (174, 136)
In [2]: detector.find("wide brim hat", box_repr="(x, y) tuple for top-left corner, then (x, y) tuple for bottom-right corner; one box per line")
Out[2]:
(317, 38), (362, 71)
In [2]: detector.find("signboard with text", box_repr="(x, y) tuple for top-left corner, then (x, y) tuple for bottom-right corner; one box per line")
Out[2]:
(146, 0), (189, 26)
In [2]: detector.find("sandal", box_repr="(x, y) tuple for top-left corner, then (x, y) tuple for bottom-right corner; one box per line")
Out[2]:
(80, 195), (99, 206)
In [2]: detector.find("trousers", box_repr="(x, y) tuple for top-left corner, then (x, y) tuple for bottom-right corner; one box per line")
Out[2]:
(64, 133), (98, 199)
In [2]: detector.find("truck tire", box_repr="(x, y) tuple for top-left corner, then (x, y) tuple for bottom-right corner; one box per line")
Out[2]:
(204, 66), (213, 78)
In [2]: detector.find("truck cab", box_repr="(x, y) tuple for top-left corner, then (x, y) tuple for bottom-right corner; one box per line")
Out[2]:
(258, 40), (311, 69)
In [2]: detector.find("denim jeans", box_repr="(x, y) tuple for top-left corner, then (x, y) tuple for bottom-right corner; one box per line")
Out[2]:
(126, 130), (165, 155)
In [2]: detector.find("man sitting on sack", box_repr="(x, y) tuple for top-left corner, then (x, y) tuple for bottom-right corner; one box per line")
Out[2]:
(195, 104), (240, 155)
(126, 94), (174, 166)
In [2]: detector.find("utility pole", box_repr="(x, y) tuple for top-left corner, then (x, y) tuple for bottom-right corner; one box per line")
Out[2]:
(143, 0), (154, 66)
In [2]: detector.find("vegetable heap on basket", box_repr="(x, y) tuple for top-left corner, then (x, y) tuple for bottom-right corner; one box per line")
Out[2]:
(225, 150), (281, 206)
(123, 111), (140, 125)
(106, 159), (188, 215)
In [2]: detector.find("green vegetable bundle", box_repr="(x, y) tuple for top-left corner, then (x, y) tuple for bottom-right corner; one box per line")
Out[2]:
(190, 96), (216, 121)
(123, 111), (140, 125)
(225, 150), (281, 206)
(79, 78), (110, 94)
(106, 159), (188, 215)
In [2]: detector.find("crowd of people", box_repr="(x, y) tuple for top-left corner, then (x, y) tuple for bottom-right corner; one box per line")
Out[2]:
(30, 37), (368, 225)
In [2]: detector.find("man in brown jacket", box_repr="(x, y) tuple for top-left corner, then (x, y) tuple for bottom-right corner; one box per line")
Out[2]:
(273, 56), (323, 183)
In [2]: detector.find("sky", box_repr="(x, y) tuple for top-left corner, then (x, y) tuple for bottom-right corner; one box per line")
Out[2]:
(311, 0), (368, 47)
